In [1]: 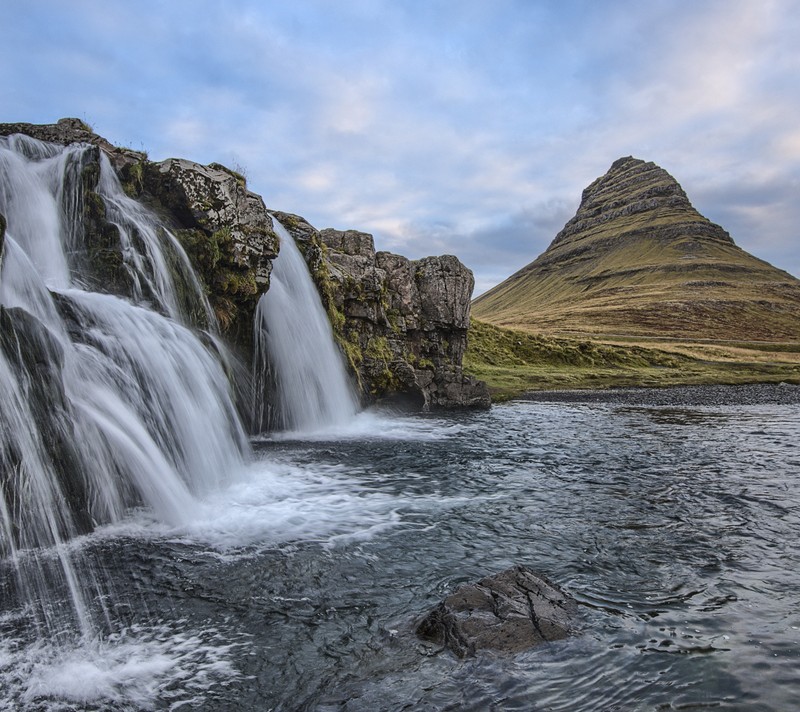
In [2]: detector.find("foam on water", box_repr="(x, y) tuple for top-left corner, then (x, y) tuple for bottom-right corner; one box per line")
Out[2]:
(0, 623), (244, 711)
(91, 459), (412, 553)
(261, 407), (465, 443)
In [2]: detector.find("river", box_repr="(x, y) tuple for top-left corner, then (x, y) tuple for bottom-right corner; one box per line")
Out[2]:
(2, 384), (798, 711)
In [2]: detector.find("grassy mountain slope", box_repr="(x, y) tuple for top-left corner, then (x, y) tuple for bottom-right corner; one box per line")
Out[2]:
(472, 157), (800, 341)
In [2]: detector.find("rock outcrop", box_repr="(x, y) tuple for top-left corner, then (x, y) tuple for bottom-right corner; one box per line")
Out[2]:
(416, 566), (578, 657)
(1, 119), (488, 410)
(0, 117), (146, 172)
(138, 158), (279, 346)
(273, 212), (490, 410)
(474, 156), (800, 341)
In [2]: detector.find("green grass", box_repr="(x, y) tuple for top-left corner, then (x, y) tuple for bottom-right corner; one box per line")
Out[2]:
(464, 319), (800, 401)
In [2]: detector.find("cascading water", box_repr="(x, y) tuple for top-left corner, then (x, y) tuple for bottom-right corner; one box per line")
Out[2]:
(252, 217), (359, 433)
(0, 135), (249, 640)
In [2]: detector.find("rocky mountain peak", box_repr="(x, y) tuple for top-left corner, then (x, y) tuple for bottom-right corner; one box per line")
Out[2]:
(551, 156), (731, 250)
(473, 156), (800, 341)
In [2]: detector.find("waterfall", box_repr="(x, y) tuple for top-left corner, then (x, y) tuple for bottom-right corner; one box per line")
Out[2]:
(253, 217), (359, 433)
(0, 135), (248, 638)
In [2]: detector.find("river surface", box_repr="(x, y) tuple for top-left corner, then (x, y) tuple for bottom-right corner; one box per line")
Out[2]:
(2, 385), (799, 711)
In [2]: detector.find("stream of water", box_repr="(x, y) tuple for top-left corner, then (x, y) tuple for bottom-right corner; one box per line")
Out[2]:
(1, 386), (798, 711)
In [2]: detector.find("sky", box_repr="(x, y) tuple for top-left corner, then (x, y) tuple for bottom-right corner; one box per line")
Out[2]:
(3, 0), (799, 295)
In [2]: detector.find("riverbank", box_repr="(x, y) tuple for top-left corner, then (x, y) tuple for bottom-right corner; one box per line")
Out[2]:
(518, 382), (800, 406)
(463, 318), (800, 401)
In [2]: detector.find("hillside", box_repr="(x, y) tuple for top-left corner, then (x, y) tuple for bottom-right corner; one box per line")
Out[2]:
(472, 157), (800, 341)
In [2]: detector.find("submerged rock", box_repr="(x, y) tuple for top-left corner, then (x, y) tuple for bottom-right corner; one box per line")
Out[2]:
(416, 566), (578, 658)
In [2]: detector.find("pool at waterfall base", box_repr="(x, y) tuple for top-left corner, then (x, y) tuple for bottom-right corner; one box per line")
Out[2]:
(2, 385), (798, 711)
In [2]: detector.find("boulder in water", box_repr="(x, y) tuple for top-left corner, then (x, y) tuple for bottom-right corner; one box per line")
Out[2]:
(416, 566), (578, 657)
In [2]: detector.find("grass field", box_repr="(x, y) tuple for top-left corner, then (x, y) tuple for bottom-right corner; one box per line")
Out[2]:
(463, 319), (800, 401)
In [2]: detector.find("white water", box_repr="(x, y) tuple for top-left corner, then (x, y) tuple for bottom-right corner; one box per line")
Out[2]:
(253, 217), (359, 433)
(0, 621), (245, 711)
(0, 135), (369, 710)
(0, 135), (248, 637)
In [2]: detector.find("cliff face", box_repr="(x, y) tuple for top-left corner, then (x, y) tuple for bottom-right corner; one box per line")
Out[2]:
(138, 157), (279, 347)
(474, 157), (800, 341)
(0, 118), (487, 410)
(272, 212), (490, 409)
(549, 156), (734, 250)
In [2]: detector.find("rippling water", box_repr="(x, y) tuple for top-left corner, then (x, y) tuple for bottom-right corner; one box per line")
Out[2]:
(2, 386), (799, 711)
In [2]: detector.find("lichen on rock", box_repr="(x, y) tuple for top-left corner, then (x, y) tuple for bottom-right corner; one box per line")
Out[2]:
(139, 158), (279, 347)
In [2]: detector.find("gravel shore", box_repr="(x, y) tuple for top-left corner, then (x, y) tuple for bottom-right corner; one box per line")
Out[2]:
(519, 383), (800, 406)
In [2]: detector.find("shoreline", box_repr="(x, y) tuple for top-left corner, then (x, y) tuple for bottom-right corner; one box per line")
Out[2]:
(515, 382), (800, 406)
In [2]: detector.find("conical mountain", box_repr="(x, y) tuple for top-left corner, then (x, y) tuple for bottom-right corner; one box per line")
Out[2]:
(473, 157), (800, 341)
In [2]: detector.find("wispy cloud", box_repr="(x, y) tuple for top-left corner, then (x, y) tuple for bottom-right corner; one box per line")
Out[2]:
(2, 0), (799, 291)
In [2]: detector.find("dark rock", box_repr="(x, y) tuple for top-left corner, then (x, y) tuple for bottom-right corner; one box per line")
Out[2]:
(0, 118), (145, 172)
(416, 566), (578, 657)
(272, 212), (490, 410)
(0, 212), (5, 272)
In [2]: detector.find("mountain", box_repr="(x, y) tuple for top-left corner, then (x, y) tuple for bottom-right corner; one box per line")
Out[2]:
(472, 157), (800, 341)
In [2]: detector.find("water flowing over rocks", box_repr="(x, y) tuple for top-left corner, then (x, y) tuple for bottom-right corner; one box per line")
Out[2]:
(273, 212), (490, 410)
(0, 306), (91, 538)
(1, 119), (487, 409)
(416, 566), (578, 657)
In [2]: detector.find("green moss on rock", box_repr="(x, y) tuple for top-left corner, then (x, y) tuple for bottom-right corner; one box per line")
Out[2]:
(173, 226), (259, 335)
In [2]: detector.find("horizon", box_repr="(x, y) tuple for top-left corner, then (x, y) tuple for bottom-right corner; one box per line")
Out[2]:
(4, 0), (799, 296)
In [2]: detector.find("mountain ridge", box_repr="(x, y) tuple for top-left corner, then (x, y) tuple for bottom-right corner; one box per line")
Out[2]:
(473, 157), (800, 341)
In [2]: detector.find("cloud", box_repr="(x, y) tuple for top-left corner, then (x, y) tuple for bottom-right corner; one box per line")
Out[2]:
(2, 0), (799, 293)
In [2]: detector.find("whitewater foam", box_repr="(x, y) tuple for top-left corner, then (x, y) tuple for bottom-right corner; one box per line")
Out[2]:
(0, 623), (245, 712)
(260, 407), (465, 442)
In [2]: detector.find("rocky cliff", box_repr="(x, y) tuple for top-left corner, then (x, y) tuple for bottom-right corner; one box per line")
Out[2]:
(272, 212), (490, 409)
(474, 157), (800, 341)
(0, 118), (488, 410)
